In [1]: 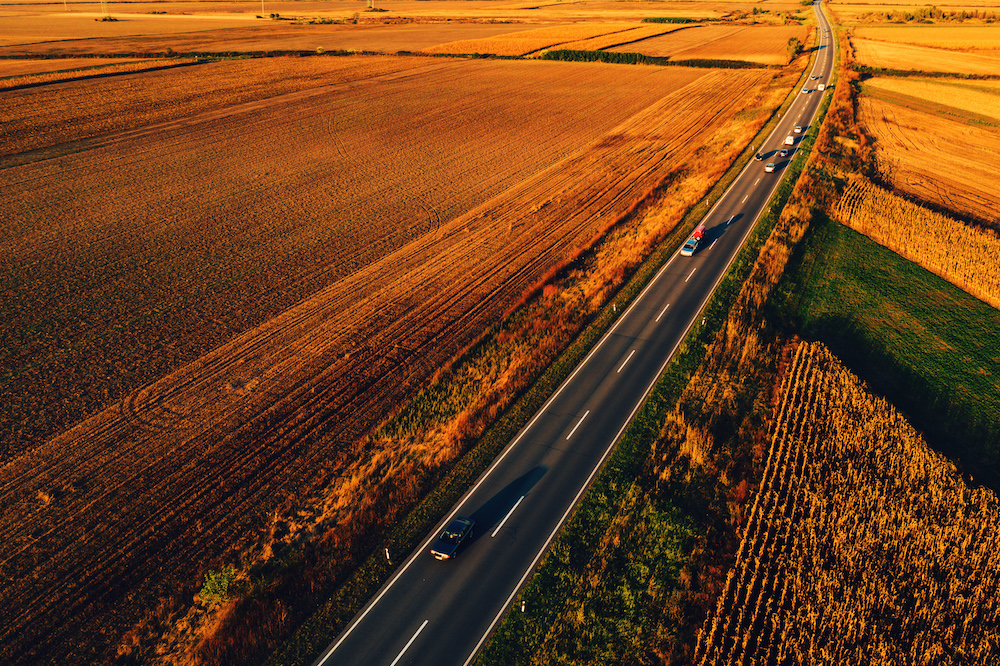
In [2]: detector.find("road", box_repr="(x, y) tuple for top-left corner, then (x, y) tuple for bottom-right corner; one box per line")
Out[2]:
(311, 5), (835, 665)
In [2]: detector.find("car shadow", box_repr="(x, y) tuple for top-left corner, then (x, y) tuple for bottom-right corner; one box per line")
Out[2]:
(466, 465), (548, 543)
(703, 213), (744, 244)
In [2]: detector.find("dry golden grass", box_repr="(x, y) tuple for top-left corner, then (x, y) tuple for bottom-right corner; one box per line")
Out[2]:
(836, 176), (1000, 309)
(696, 341), (1000, 665)
(606, 24), (741, 57)
(855, 23), (1000, 51)
(852, 37), (1000, 74)
(0, 58), (786, 665)
(857, 80), (1000, 226)
(423, 22), (640, 56)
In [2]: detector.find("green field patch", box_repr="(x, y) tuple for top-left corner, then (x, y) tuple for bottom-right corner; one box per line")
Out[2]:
(772, 213), (1000, 482)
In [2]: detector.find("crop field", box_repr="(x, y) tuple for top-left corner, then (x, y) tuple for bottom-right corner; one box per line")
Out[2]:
(547, 23), (684, 52)
(854, 23), (1000, 52)
(695, 341), (1000, 665)
(424, 22), (643, 56)
(857, 77), (1000, 226)
(837, 177), (1000, 308)
(606, 24), (809, 63)
(0, 57), (146, 77)
(1, 53), (781, 663)
(851, 38), (1000, 74)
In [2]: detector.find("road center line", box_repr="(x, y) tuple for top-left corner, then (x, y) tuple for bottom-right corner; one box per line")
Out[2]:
(685, 267), (697, 283)
(566, 410), (590, 440)
(655, 303), (671, 322)
(390, 620), (428, 666)
(617, 349), (636, 374)
(754, 178), (760, 186)
(741, 195), (748, 203)
(709, 239), (718, 250)
(492, 495), (525, 537)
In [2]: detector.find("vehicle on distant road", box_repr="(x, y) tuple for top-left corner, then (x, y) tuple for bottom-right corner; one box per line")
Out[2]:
(764, 162), (776, 173)
(818, 83), (826, 91)
(754, 152), (764, 161)
(430, 517), (475, 560)
(802, 88), (811, 94)
(785, 135), (795, 145)
(779, 148), (790, 158)
(680, 224), (706, 256)
(794, 125), (803, 133)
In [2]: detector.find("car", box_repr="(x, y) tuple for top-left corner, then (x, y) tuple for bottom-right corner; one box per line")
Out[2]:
(794, 125), (802, 133)
(801, 88), (811, 94)
(680, 237), (699, 257)
(430, 517), (475, 560)
(754, 152), (764, 161)
(818, 83), (826, 91)
(811, 75), (820, 80)
(779, 148), (790, 157)
(764, 162), (776, 173)
(784, 135), (795, 145)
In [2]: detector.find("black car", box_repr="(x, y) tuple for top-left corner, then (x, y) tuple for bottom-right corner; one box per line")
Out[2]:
(430, 517), (475, 560)
(779, 148), (790, 157)
(754, 152), (764, 161)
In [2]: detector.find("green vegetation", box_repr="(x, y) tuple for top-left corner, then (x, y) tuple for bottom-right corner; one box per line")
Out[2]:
(540, 50), (765, 69)
(641, 17), (697, 24)
(199, 567), (239, 608)
(772, 214), (1000, 481)
(787, 36), (803, 62)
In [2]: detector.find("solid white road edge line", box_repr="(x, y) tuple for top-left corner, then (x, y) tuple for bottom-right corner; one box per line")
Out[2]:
(492, 496), (526, 538)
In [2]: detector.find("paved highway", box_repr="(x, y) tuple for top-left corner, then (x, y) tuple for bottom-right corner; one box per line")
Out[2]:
(312, 5), (835, 665)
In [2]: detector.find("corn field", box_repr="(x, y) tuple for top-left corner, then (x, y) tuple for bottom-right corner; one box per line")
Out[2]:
(695, 341), (1000, 665)
(836, 177), (1000, 310)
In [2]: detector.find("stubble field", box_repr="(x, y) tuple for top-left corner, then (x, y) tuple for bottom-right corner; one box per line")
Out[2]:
(857, 76), (1000, 227)
(1, 51), (782, 664)
(606, 24), (810, 63)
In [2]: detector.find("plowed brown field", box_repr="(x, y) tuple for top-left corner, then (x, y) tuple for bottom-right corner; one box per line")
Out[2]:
(1, 55), (777, 664)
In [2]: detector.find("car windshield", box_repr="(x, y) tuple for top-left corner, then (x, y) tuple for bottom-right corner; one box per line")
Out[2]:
(684, 240), (697, 248)
(440, 520), (468, 543)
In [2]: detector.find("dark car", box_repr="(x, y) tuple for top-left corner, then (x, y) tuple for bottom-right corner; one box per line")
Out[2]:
(779, 148), (790, 157)
(430, 517), (475, 560)
(754, 152), (764, 161)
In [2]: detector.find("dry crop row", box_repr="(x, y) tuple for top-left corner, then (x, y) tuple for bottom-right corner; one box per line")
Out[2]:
(695, 342), (1000, 664)
(554, 24), (682, 52)
(668, 25), (810, 65)
(836, 176), (1000, 309)
(606, 24), (743, 58)
(0, 63), (778, 664)
(857, 87), (1000, 227)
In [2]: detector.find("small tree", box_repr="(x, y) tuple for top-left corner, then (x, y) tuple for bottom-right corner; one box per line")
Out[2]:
(199, 566), (238, 608)
(787, 37), (803, 62)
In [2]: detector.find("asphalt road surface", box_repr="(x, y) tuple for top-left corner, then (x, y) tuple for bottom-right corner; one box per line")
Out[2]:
(312, 6), (835, 665)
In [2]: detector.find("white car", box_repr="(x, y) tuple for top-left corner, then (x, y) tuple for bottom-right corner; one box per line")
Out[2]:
(802, 88), (811, 94)
(785, 135), (795, 145)
(764, 163), (776, 173)
(794, 125), (803, 133)
(680, 237), (700, 257)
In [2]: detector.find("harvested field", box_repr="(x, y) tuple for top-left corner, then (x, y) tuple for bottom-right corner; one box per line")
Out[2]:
(0, 57), (780, 664)
(605, 24), (807, 63)
(858, 78), (1000, 226)
(667, 24), (810, 65)
(852, 38), (1000, 75)
(555, 23), (684, 52)
(0, 57), (193, 90)
(0, 21), (532, 57)
(423, 22), (641, 56)
(0, 57), (146, 77)
(865, 75), (1000, 121)
(696, 342), (1000, 665)
(854, 24), (1000, 52)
